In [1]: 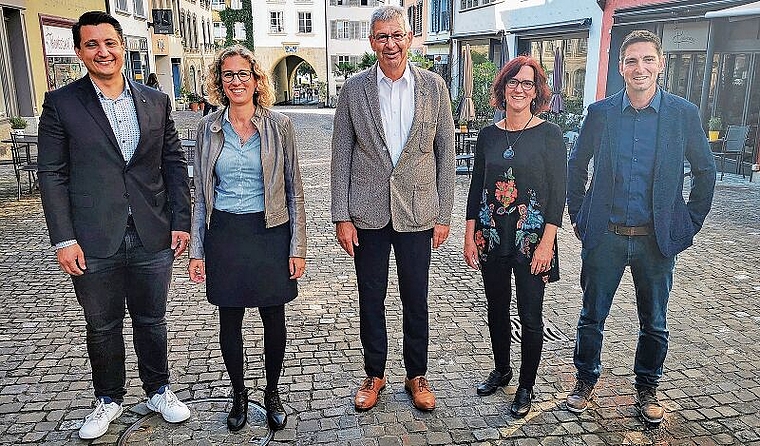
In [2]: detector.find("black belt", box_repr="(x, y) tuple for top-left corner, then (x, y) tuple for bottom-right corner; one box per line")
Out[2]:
(607, 222), (652, 236)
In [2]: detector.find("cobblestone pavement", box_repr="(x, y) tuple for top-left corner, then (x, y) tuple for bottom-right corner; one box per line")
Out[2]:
(0, 108), (759, 445)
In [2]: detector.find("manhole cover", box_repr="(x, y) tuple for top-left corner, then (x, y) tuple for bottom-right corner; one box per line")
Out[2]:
(118, 398), (273, 445)
(509, 316), (570, 343)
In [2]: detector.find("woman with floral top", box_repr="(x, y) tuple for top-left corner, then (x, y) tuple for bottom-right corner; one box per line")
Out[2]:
(463, 55), (566, 417)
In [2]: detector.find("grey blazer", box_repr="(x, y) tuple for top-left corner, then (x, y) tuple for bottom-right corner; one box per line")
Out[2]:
(330, 63), (456, 231)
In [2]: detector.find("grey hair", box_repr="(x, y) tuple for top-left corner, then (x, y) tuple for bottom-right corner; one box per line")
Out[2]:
(370, 6), (410, 35)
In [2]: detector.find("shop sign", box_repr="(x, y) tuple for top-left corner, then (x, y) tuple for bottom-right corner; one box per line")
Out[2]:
(43, 25), (75, 57)
(153, 35), (168, 56)
(662, 22), (708, 52)
(152, 9), (174, 35)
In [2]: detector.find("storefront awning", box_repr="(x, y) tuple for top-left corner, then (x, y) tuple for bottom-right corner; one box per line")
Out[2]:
(705, 1), (760, 19)
(505, 18), (592, 37)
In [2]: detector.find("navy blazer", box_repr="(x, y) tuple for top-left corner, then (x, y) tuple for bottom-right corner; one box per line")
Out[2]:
(38, 75), (191, 258)
(567, 89), (716, 258)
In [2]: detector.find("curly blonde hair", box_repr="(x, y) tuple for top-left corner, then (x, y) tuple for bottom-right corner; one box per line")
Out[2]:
(205, 45), (275, 108)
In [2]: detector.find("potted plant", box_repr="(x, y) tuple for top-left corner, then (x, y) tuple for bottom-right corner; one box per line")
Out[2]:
(708, 116), (722, 141)
(9, 116), (27, 135)
(184, 90), (203, 112)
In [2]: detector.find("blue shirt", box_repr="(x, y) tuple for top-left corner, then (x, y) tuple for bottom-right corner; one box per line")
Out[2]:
(610, 89), (661, 227)
(213, 110), (265, 213)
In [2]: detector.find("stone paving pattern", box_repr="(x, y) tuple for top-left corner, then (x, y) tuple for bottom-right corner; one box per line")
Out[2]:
(0, 108), (759, 445)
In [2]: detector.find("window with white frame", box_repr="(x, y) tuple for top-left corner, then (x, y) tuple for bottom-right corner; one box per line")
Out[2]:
(115, 0), (129, 13)
(360, 21), (369, 39)
(234, 22), (246, 40)
(338, 55), (351, 65)
(212, 0), (225, 10)
(270, 11), (284, 33)
(231, 0), (243, 9)
(336, 20), (349, 39)
(133, 0), (146, 17)
(460, 0), (494, 11)
(298, 12), (312, 33)
(214, 22), (227, 39)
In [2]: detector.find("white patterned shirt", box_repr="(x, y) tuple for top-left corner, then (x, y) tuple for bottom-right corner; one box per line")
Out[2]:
(91, 77), (140, 162)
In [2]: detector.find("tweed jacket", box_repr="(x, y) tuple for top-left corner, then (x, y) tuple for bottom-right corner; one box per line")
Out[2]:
(38, 75), (191, 258)
(189, 106), (307, 259)
(330, 63), (456, 231)
(567, 89), (716, 258)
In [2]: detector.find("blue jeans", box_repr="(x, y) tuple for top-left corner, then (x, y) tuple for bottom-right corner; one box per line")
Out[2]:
(574, 232), (675, 388)
(71, 226), (174, 402)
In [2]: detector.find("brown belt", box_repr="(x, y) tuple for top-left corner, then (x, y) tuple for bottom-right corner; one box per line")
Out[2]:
(607, 223), (652, 236)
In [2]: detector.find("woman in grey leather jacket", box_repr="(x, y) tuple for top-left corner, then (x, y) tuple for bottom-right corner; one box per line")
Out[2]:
(188, 45), (306, 432)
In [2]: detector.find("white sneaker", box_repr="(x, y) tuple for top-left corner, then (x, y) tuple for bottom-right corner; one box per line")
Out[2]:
(146, 385), (191, 423)
(78, 398), (123, 440)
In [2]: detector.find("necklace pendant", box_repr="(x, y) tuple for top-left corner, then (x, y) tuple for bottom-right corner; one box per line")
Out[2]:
(502, 146), (515, 160)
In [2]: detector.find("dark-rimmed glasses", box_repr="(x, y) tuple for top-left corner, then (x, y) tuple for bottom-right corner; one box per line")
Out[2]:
(372, 33), (407, 44)
(221, 70), (253, 83)
(506, 78), (536, 91)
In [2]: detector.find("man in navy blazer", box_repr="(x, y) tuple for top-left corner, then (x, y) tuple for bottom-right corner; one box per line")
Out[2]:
(565, 30), (716, 424)
(37, 11), (191, 440)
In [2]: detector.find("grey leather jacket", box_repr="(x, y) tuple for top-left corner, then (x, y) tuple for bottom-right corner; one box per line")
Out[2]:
(189, 106), (306, 259)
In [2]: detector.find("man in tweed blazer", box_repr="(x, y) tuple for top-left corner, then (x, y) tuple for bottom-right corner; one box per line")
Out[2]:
(331, 6), (455, 413)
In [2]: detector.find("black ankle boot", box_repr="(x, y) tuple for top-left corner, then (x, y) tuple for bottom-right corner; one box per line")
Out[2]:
(227, 387), (248, 431)
(476, 368), (513, 396)
(510, 387), (534, 418)
(264, 389), (287, 431)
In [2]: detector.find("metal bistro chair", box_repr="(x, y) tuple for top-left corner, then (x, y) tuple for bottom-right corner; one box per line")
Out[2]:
(715, 125), (750, 181)
(10, 133), (38, 199)
(181, 138), (196, 192)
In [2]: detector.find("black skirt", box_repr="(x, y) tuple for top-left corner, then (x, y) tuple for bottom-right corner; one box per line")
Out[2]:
(205, 209), (297, 308)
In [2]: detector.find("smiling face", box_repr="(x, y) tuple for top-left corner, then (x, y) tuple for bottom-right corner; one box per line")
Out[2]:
(369, 18), (411, 77)
(74, 24), (125, 81)
(220, 55), (258, 108)
(619, 41), (664, 98)
(504, 65), (537, 115)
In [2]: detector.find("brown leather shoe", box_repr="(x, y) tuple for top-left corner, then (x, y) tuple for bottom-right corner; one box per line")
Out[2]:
(404, 376), (436, 411)
(354, 376), (386, 411)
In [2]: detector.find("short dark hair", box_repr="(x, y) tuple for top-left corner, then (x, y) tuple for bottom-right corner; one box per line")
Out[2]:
(490, 55), (551, 115)
(72, 11), (124, 49)
(619, 30), (662, 62)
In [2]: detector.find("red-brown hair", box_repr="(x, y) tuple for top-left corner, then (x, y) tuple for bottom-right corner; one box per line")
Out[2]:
(490, 55), (551, 115)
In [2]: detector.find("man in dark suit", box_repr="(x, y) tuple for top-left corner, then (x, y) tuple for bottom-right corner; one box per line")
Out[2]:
(565, 30), (716, 424)
(331, 6), (455, 413)
(37, 11), (192, 440)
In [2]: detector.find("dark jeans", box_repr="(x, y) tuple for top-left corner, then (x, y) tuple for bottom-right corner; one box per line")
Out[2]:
(354, 224), (433, 379)
(481, 255), (546, 388)
(219, 305), (286, 392)
(71, 226), (174, 402)
(574, 232), (675, 388)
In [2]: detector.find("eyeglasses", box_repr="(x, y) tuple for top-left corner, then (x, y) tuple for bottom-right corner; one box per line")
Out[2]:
(506, 78), (536, 91)
(372, 33), (407, 44)
(221, 70), (253, 83)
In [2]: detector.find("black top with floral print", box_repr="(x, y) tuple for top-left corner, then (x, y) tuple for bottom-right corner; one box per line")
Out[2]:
(465, 121), (566, 281)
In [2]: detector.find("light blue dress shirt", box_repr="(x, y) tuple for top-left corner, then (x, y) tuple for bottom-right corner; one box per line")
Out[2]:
(213, 109), (265, 214)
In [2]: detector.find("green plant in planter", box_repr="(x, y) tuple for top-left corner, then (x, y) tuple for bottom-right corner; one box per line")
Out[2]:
(185, 91), (203, 103)
(9, 116), (27, 130)
(708, 116), (722, 131)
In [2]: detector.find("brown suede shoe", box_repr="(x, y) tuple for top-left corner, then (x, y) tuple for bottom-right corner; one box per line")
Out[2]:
(404, 376), (436, 411)
(354, 376), (386, 411)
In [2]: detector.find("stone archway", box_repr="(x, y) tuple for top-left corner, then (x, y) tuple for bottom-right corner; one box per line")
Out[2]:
(256, 46), (327, 104)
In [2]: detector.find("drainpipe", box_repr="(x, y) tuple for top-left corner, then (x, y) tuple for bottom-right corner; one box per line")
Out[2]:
(324, 0), (330, 107)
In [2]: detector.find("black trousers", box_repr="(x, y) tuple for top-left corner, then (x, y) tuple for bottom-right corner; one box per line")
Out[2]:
(481, 255), (546, 388)
(354, 224), (433, 379)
